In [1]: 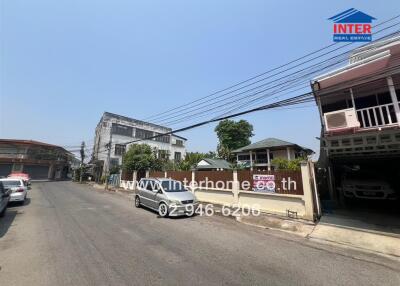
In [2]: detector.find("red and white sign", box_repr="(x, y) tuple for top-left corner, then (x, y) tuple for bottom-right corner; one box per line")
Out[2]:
(253, 174), (275, 193)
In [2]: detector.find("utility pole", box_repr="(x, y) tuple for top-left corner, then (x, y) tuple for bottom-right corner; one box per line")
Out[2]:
(79, 141), (85, 183)
(104, 127), (113, 190)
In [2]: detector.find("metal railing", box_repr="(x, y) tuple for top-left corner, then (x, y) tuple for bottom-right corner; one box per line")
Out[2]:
(237, 159), (270, 165)
(356, 103), (398, 128)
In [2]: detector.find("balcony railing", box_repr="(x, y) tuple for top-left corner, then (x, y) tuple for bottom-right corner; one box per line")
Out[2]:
(356, 103), (398, 129)
(237, 159), (270, 165)
(254, 159), (269, 164)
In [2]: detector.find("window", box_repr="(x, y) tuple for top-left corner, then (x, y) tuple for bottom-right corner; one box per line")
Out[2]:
(135, 128), (153, 139)
(112, 123), (133, 137)
(237, 154), (256, 160)
(1, 180), (22, 188)
(161, 180), (185, 192)
(146, 180), (154, 191)
(109, 158), (119, 168)
(145, 180), (157, 191)
(377, 92), (392, 105)
(238, 154), (250, 161)
(154, 133), (171, 143)
(352, 79), (391, 109)
(175, 139), (183, 146)
(174, 152), (181, 161)
(114, 144), (126, 156)
(322, 100), (350, 113)
(256, 153), (267, 159)
(158, 150), (169, 159)
(321, 90), (353, 113)
(139, 180), (146, 189)
(392, 74), (400, 101)
(354, 94), (378, 109)
(295, 152), (304, 159)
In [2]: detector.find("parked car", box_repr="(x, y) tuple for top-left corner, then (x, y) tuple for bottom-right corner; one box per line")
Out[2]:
(0, 178), (28, 205)
(8, 172), (31, 188)
(135, 178), (198, 217)
(341, 178), (397, 200)
(0, 181), (11, 217)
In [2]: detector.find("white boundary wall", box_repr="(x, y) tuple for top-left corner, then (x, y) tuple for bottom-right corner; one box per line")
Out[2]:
(120, 162), (317, 220)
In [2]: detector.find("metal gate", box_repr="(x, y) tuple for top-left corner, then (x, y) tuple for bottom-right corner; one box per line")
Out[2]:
(23, 165), (49, 179)
(0, 164), (12, 177)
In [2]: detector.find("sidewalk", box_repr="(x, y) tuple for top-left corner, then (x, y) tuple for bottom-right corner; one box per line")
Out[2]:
(86, 182), (136, 199)
(237, 212), (316, 237)
(237, 211), (400, 261)
(308, 214), (400, 259)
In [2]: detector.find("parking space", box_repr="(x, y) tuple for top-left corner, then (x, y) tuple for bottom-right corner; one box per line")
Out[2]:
(328, 156), (400, 230)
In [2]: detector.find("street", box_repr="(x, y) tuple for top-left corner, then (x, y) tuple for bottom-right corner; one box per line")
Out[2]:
(0, 182), (399, 286)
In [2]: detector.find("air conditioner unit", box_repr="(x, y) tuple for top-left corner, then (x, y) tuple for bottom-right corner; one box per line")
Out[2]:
(324, 108), (360, 132)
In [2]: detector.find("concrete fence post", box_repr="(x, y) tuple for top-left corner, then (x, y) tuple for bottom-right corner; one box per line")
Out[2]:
(300, 162), (315, 221)
(164, 171), (167, 178)
(232, 170), (240, 204)
(190, 170), (196, 193)
(145, 170), (150, 178)
(132, 171), (138, 190)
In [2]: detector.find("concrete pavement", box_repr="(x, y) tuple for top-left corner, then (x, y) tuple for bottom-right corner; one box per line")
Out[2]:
(0, 181), (399, 286)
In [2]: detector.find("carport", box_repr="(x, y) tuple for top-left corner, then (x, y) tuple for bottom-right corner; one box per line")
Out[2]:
(315, 150), (400, 255)
(330, 155), (400, 218)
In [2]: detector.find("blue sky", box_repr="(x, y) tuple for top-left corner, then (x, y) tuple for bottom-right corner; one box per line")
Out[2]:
(1, 0), (399, 156)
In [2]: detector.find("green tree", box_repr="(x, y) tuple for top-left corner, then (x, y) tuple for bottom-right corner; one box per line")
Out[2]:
(122, 144), (162, 172)
(109, 165), (120, 175)
(157, 152), (216, 171)
(271, 158), (305, 171)
(214, 119), (254, 161)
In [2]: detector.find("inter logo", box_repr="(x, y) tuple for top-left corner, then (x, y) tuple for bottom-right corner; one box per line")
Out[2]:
(329, 8), (376, 42)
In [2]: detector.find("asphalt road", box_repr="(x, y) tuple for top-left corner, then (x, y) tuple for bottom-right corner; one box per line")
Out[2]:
(1, 182), (399, 286)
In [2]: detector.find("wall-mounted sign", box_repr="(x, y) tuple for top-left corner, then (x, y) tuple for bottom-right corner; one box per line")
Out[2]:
(253, 174), (275, 193)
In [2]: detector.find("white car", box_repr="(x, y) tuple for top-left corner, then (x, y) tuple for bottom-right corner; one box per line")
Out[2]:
(0, 178), (28, 204)
(342, 179), (397, 200)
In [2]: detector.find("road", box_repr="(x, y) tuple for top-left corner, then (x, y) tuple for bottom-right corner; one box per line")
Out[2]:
(0, 182), (399, 286)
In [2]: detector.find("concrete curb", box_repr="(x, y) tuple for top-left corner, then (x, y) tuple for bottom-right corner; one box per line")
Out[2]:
(308, 223), (400, 260)
(236, 211), (400, 261)
(236, 213), (316, 238)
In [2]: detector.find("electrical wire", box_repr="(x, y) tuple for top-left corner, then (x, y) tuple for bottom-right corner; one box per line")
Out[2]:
(143, 15), (400, 123)
(153, 26), (400, 126)
(160, 28), (400, 126)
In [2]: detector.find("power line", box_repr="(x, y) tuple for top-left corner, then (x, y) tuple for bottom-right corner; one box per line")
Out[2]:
(142, 15), (400, 123)
(118, 66), (400, 148)
(92, 22), (400, 156)
(152, 25), (400, 126)
(159, 28), (400, 126)
(91, 57), (400, 157)
(92, 28), (400, 155)
(164, 82), (312, 126)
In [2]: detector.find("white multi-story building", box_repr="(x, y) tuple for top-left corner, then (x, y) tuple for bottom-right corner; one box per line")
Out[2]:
(92, 112), (187, 178)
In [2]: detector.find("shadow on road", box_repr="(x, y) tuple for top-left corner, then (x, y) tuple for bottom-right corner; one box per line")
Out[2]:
(0, 209), (18, 238)
(138, 205), (197, 220)
(7, 198), (31, 208)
